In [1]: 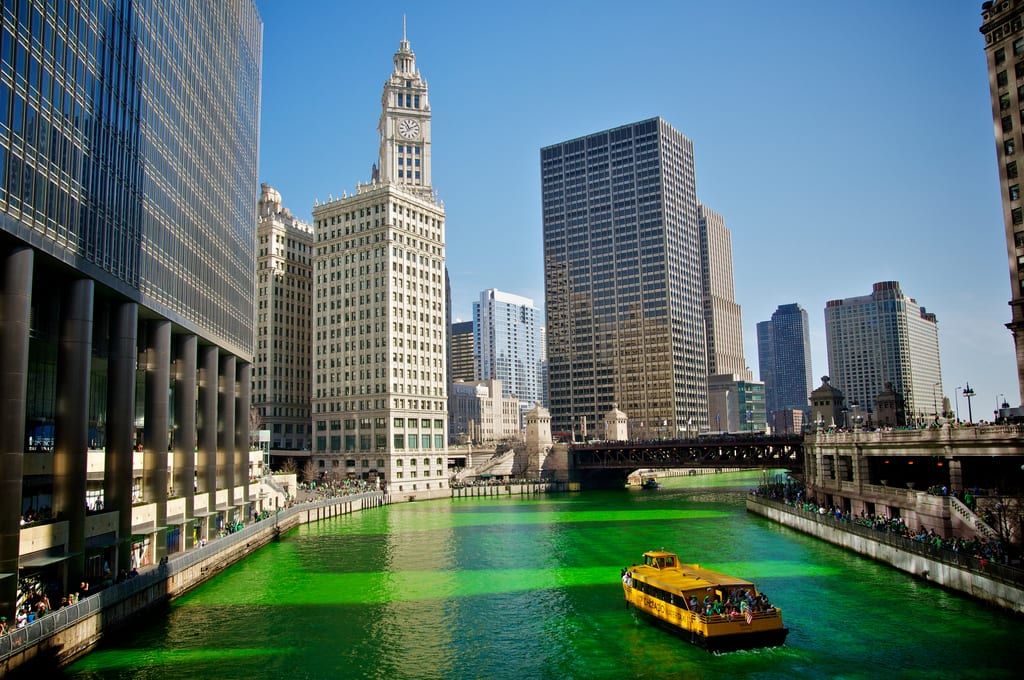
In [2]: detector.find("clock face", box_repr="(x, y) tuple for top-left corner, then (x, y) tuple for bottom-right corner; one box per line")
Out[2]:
(398, 118), (420, 139)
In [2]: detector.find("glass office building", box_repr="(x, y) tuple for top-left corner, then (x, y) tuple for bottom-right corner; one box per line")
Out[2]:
(757, 303), (813, 420)
(0, 0), (261, 620)
(473, 288), (542, 420)
(541, 118), (708, 437)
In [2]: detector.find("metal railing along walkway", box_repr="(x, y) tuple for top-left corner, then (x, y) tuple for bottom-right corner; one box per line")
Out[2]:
(748, 495), (1024, 587)
(0, 491), (386, 661)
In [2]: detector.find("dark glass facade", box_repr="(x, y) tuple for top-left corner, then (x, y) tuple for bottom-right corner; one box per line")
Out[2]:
(0, 0), (259, 356)
(541, 118), (707, 436)
(0, 0), (261, 620)
(757, 303), (813, 419)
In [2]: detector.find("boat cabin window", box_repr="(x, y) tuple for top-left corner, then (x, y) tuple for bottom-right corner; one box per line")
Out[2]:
(644, 554), (675, 569)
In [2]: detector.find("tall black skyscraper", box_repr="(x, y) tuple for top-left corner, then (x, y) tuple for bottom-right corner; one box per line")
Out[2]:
(0, 0), (261, 619)
(541, 118), (707, 437)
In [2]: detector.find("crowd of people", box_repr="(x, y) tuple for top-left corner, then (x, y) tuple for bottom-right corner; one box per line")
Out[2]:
(752, 481), (1013, 566)
(691, 589), (775, 621)
(298, 477), (379, 501)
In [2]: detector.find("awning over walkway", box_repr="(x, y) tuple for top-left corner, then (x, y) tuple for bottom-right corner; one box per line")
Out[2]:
(19, 552), (77, 569)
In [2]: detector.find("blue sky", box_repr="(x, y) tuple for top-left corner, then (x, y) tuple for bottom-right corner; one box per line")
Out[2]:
(256, 0), (1015, 416)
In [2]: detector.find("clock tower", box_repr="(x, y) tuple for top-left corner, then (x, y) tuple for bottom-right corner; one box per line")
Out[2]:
(378, 20), (433, 199)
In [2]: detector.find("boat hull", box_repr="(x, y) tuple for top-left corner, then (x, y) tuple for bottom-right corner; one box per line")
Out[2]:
(628, 598), (789, 651)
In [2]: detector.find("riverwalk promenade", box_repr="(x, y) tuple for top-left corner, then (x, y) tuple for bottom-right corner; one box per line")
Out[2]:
(0, 492), (388, 675)
(746, 495), (1024, 613)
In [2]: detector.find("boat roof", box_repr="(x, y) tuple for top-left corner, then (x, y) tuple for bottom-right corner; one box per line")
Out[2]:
(634, 553), (755, 593)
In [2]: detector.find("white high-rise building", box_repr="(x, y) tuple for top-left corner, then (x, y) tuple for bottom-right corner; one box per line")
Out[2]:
(825, 281), (942, 419)
(311, 27), (447, 498)
(255, 184), (314, 453)
(473, 289), (542, 419)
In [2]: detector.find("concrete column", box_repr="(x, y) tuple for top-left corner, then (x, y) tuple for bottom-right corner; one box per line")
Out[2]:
(143, 320), (171, 561)
(0, 246), (33, 619)
(173, 334), (197, 546)
(219, 355), (236, 511)
(53, 278), (94, 587)
(948, 458), (963, 492)
(197, 345), (218, 533)
(104, 302), (137, 575)
(235, 362), (252, 517)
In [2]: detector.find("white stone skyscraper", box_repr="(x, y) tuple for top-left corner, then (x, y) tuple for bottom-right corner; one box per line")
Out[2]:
(473, 289), (543, 419)
(825, 281), (942, 419)
(255, 184), (314, 452)
(311, 27), (447, 498)
(698, 204), (749, 380)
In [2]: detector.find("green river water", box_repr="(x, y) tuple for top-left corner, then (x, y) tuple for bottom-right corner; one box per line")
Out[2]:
(65, 471), (1020, 679)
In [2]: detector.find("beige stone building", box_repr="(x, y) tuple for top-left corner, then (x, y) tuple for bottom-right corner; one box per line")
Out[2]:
(255, 184), (314, 453)
(699, 204), (750, 380)
(980, 0), (1024, 404)
(311, 29), (447, 498)
(450, 379), (521, 443)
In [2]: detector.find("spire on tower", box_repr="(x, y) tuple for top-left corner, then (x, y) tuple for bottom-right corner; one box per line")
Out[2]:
(403, 14), (407, 42)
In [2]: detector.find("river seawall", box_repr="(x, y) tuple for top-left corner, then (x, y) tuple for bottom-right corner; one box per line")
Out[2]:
(746, 496), (1024, 614)
(0, 493), (389, 675)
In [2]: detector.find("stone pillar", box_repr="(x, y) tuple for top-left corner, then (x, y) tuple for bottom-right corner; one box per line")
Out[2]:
(53, 278), (94, 587)
(104, 302), (137, 574)
(948, 458), (963, 492)
(197, 345), (218, 535)
(235, 361), (252, 517)
(219, 354), (236, 511)
(0, 246), (33, 619)
(855, 454), (870, 491)
(173, 334), (197, 547)
(143, 320), (171, 561)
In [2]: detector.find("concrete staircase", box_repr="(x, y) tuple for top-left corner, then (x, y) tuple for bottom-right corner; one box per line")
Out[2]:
(462, 449), (516, 480)
(949, 496), (1000, 541)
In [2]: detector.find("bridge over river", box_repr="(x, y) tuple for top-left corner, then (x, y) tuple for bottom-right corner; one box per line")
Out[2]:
(569, 433), (804, 488)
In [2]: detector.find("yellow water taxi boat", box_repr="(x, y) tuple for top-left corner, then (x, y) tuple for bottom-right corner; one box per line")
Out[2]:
(621, 550), (788, 651)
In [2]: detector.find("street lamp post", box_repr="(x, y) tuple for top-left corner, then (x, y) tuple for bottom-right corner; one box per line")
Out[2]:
(963, 383), (976, 424)
(955, 386), (961, 422)
(932, 382), (941, 419)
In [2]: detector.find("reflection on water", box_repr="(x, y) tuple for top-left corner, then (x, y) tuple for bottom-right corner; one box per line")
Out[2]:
(66, 471), (1017, 679)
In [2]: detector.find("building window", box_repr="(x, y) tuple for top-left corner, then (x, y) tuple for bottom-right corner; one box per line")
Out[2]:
(394, 417), (404, 428)
(999, 70), (1009, 87)
(1003, 115), (1013, 133)
(997, 48), (1007, 65)
(1017, 62), (1024, 79)
(1009, 161), (1019, 179)
(1006, 138), (1017, 156)
(1002, 93), (1012, 111)
(394, 435), (404, 449)
(1015, 232), (1024, 248)
(1012, 185), (1021, 201)
(1013, 207), (1022, 225)
(435, 435), (443, 449)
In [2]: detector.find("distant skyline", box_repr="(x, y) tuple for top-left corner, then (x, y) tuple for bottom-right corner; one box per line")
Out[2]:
(256, 1), (1015, 416)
